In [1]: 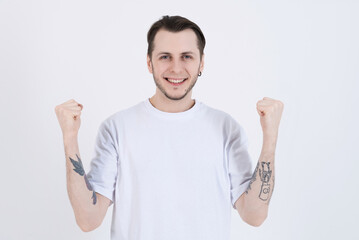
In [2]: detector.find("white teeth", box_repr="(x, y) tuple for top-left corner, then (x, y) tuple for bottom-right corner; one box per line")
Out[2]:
(166, 78), (186, 83)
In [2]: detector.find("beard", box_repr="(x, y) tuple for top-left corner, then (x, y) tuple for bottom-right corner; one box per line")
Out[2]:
(151, 65), (201, 101)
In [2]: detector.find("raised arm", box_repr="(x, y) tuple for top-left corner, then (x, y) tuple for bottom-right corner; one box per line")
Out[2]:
(55, 99), (111, 232)
(235, 97), (284, 226)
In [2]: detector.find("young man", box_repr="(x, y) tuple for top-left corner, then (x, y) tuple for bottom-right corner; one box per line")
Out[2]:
(55, 15), (284, 239)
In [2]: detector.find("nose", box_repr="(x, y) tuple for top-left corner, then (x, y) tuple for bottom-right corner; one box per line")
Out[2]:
(169, 58), (184, 74)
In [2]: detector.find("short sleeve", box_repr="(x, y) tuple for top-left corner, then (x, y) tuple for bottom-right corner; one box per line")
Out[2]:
(226, 118), (253, 210)
(87, 119), (119, 205)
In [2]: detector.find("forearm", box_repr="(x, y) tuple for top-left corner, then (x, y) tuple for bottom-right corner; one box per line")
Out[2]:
(237, 97), (282, 226)
(63, 135), (101, 231)
(242, 135), (276, 224)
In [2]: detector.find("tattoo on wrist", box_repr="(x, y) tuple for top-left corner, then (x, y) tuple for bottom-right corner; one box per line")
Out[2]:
(69, 154), (97, 205)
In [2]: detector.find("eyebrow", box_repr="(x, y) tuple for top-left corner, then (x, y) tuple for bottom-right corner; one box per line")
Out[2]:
(156, 51), (196, 56)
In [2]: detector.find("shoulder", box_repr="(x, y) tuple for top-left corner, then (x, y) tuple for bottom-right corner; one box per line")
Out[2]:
(201, 103), (248, 145)
(201, 102), (231, 120)
(201, 102), (242, 128)
(101, 101), (143, 127)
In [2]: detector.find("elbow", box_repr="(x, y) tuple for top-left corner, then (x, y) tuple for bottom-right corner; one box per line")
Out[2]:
(76, 216), (101, 232)
(244, 212), (268, 227)
(77, 222), (95, 232)
(246, 216), (267, 227)
(78, 224), (96, 233)
(240, 207), (268, 227)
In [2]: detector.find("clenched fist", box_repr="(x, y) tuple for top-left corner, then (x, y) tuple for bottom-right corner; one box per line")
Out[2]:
(55, 99), (83, 137)
(256, 97), (284, 139)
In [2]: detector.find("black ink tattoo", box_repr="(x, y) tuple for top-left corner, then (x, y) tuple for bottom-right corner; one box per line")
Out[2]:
(69, 154), (97, 205)
(245, 161), (259, 194)
(259, 162), (272, 201)
(267, 175), (275, 205)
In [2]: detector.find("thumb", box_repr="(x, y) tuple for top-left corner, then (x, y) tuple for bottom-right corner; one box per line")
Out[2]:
(256, 106), (264, 116)
(73, 111), (82, 120)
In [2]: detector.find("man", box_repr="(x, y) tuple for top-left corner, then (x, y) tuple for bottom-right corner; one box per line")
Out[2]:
(55, 15), (284, 239)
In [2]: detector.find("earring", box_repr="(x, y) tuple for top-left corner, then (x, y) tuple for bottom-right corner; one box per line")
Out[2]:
(198, 71), (202, 77)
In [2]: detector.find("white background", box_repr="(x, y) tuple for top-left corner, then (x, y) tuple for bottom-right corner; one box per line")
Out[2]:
(0, 0), (358, 239)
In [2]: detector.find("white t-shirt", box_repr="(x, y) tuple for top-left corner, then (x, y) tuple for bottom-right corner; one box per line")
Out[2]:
(87, 98), (253, 240)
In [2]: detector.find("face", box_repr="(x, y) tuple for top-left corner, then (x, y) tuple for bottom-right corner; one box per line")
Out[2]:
(147, 29), (204, 101)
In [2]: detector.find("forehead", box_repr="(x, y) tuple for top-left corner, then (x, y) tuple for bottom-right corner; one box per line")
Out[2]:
(152, 28), (199, 54)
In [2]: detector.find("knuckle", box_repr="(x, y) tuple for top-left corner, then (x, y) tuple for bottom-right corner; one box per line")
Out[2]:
(276, 101), (284, 108)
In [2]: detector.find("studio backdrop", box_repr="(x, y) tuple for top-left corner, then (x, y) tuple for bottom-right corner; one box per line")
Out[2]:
(0, 0), (358, 239)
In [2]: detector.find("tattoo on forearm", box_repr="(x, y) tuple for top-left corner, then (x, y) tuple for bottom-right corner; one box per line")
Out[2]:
(245, 161), (259, 194)
(259, 162), (272, 201)
(245, 161), (275, 204)
(267, 175), (275, 205)
(69, 154), (97, 205)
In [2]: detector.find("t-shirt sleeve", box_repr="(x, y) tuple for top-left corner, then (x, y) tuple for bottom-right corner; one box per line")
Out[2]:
(87, 119), (119, 205)
(226, 118), (253, 210)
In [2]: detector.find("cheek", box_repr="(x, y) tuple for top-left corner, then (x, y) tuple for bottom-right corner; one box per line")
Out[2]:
(187, 64), (200, 74)
(152, 62), (168, 74)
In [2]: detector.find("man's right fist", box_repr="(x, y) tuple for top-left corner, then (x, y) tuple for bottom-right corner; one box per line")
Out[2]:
(55, 99), (83, 137)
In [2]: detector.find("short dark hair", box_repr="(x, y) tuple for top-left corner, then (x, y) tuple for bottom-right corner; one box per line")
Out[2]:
(147, 15), (206, 60)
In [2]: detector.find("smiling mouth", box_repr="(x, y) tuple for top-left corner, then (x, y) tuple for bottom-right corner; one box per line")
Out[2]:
(164, 77), (188, 84)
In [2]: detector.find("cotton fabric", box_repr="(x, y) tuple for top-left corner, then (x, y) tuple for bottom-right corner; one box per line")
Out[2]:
(87, 98), (253, 240)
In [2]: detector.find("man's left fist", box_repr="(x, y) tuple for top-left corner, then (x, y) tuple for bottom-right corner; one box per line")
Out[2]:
(256, 97), (284, 139)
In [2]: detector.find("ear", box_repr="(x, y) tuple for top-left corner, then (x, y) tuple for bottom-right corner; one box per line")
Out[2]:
(200, 53), (205, 72)
(147, 54), (153, 74)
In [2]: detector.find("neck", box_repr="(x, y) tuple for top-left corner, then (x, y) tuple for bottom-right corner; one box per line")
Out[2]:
(149, 94), (195, 113)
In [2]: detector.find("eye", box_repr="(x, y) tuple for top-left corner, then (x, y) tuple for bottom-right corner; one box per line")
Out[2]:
(160, 55), (169, 60)
(183, 55), (192, 59)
